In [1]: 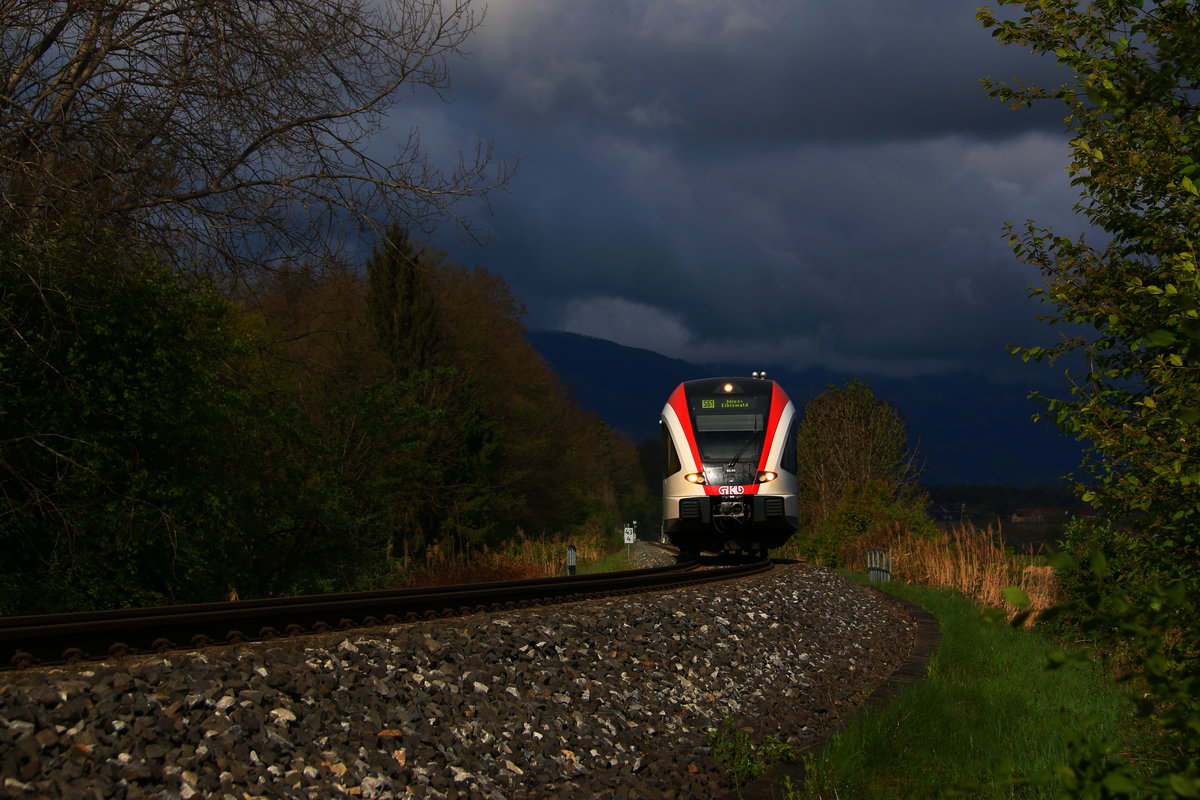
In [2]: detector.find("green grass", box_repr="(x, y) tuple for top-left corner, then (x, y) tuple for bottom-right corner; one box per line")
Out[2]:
(784, 580), (1146, 799)
(708, 715), (799, 792)
(576, 546), (635, 574)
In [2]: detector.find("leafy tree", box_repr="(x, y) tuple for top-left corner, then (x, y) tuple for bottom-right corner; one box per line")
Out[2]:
(240, 261), (387, 417)
(978, 1), (1200, 593)
(976, 3), (1200, 796)
(232, 248), (484, 566)
(361, 229), (647, 547)
(792, 380), (930, 565)
(0, 0), (509, 274)
(0, 231), (258, 611)
(428, 259), (641, 538)
(796, 380), (924, 521)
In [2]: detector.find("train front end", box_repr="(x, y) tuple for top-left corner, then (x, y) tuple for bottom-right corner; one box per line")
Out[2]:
(660, 376), (798, 557)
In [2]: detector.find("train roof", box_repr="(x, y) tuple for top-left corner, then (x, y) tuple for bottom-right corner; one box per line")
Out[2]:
(676, 376), (783, 396)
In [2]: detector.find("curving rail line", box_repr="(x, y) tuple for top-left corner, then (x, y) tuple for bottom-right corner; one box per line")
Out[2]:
(2, 559), (772, 670)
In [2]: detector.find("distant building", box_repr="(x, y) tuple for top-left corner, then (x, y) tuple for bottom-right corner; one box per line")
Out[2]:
(1011, 507), (1067, 524)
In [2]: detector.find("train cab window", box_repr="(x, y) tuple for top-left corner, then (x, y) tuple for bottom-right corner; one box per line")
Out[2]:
(688, 394), (767, 462)
(661, 418), (681, 476)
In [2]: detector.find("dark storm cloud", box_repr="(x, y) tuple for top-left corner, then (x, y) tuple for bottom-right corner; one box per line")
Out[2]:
(410, 0), (1086, 380)
(457, 0), (1067, 145)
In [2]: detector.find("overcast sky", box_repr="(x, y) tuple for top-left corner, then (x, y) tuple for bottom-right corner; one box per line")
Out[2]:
(406, 0), (1083, 381)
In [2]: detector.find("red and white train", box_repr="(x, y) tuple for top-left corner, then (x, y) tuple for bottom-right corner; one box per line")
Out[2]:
(660, 375), (798, 557)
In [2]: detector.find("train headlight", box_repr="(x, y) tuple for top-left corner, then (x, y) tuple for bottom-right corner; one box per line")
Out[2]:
(722, 382), (734, 393)
(684, 472), (706, 485)
(756, 470), (778, 483)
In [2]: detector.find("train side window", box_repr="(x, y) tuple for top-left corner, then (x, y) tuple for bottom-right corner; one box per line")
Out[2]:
(781, 419), (797, 474)
(661, 419), (681, 475)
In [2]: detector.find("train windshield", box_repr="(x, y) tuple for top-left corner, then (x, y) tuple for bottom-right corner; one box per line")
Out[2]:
(689, 394), (768, 462)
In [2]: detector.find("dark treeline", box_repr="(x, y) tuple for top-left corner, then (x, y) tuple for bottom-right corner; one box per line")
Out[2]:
(0, 226), (648, 615)
(0, 3), (646, 616)
(924, 484), (1085, 514)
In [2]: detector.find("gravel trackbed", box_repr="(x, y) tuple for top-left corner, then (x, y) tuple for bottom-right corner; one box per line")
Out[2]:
(0, 561), (916, 799)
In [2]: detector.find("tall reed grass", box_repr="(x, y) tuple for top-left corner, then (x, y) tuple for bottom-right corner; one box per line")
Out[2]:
(403, 519), (616, 587)
(870, 521), (1059, 618)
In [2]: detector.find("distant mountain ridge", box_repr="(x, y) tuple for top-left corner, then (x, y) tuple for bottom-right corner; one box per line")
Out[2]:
(527, 330), (1082, 487)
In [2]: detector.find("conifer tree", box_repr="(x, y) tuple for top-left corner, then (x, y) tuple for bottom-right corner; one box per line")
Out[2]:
(366, 226), (440, 378)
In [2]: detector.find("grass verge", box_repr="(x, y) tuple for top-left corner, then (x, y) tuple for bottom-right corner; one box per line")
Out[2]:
(576, 547), (635, 574)
(784, 580), (1145, 799)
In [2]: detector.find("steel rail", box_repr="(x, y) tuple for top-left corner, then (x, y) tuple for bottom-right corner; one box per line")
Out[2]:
(0, 560), (696, 631)
(2, 559), (771, 670)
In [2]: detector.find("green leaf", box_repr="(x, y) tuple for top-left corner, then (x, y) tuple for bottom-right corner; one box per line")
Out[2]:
(1101, 772), (1137, 795)
(1145, 329), (1180, 347)
(1170, 773), (1200, 797)
(1002, 586), (1031, 608)
(981, 607), (1008, 624)
(1183, 175), (1199, 196)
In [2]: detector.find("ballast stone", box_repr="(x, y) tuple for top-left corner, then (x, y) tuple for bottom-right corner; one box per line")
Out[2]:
(0, 562), (914, 799)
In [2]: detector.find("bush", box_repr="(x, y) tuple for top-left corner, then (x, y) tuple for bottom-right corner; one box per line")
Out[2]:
(0, 233), (253, 611)
(1047, 518), (1172, 637)
(789, 479), (933, 567)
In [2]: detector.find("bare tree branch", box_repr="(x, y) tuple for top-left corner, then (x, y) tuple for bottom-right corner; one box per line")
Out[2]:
(0, 0), (510, 275)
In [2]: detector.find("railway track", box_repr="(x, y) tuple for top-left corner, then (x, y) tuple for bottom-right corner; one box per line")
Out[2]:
(1, 557), (771, 670)
(643, 539), (765, 564)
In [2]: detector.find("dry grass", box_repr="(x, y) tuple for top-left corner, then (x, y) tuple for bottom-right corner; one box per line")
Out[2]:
(863, 522), (1060, 618)
(404, 520), (614, 587)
